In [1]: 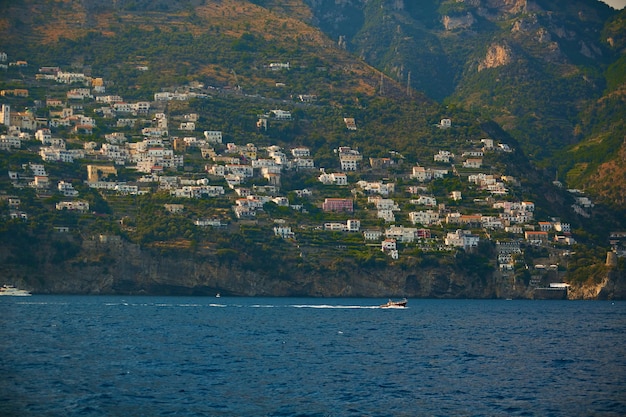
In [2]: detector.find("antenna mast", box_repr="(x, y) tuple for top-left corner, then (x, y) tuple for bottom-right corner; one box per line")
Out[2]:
(407, 71), (411, 97)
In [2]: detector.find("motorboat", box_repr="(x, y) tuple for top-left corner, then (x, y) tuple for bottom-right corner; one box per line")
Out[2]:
(0, 285), (31, 296)
(380, 298), (407, 308)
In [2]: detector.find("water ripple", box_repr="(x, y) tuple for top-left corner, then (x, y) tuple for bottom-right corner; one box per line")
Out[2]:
(1, 297), (625, 416)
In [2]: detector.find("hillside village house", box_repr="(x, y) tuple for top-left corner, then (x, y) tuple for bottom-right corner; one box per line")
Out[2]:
(381, 238), (397, 251)
(385, 225), (421, 243)
(412, 195), (437, 207)
(194, 218), (223, 227)
(369, 157), (394, 169)
(434, 150), (454, 163)
(204, 131), (223, 144)
(481, 138), (494, 149)
(445, 229), (480, 250)
(363, 230), (383, 241)
(322, 198), (353, 213)
(56, 201), (89, 212)
(292, 157), (315, 170)
(381, 239), (399, 259)
(343, 117), (357, 130)
(0, 135), (21, 150)
(346, 219), (361, 232)
(357, 181), (395, 196)
(370, 197), (399, 211)
(291, 147), (310, 158)
(270, 109), (291, 120)
(463, 158), (483, 169)
(410, 166), (448, 182)
(1, 89), (29, 97)
(462, 151), (484, 158)
(450, 191), (462, 201)
(554, 235), (576, 245)
(40, 147), (76, 163)
(273, 225), (295, 239)
(0, 57), (594, 268)
(377, 209), (396, 222)
(554, 222), (571, 232)
(30, 175), (50, 189)
(409, 210), (440, 226)
(164, 204), (184, 214)
(269, 62), (290, 70)
(58, 181), (78, 197)
(324, 222), (347, 231)
(338, 147), (362, 170)
(319, 171), (347, 185)
(10, 110), (37, 130)
(539, 221), (553, 232)
(525, 231), (549, 244)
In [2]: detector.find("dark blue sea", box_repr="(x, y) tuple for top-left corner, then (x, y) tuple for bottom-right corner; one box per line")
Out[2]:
(1, 297), (625, 417)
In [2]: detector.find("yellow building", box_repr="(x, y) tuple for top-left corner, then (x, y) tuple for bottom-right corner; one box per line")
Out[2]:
(87, 165), (118, 182)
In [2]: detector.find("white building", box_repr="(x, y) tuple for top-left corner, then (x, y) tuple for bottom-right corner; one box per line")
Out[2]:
(270, 109), (291, 120)
(357, 181), (395, 196)
(386, 225), (419, 243)
(274, 226), (295, 239)
(179, 122), (195, 131)
(318, 172), (347, 186)
(345, 219), (360, 232)
(56, 201), (89, 212)
(445, 229), (480, 250)
(363, 230), (383, 241)
(338, 147), (362, 171)
(463, 158), (483, 169)
(434, 150), (454, 163)
(40, 147), (74, 163)
(58, 181), (79, 197)
(412, 195), (437, 207)
(411, 166), (432, 182)
(377, 209), (396, 223)
(203, 130), (222, 144)
(370, 197), (399, 211)
(291, 147), (310, 157)
(409, 210), (440, 226)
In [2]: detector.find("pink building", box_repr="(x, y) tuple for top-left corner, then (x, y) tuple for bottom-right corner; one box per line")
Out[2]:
(322, 198), (353, 213)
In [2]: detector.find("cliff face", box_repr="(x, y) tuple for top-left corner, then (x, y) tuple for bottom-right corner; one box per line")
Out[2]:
(2, 235), (498, 298)
(567, 269), (626, 300)
(3, 235), (621, 299)
(478, 43), (513, 71)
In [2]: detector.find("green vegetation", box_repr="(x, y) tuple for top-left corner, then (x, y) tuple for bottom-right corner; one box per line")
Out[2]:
(0, 0), (623, 297)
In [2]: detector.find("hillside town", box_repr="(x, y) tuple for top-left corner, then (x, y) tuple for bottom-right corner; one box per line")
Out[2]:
(1, 54), (622, 295)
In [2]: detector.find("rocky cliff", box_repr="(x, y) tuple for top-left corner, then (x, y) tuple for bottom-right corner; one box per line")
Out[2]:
(567, 269), (626, 300)
(3, 233), (622, 299)
(9, 236), (493, 298)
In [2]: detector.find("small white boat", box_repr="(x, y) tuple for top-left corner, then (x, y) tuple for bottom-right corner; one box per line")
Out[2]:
(0, 285), (31, 296)
(215, 293), (221, 298)
(380, 298), (407, 308)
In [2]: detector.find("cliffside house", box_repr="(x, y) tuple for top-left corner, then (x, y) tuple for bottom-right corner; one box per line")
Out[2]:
(322, 198), (353, 213)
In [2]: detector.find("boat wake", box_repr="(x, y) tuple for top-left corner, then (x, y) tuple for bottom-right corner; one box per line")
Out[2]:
(290, 304), (381, 309)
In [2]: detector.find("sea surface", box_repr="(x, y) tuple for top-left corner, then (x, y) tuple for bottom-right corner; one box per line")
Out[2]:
(1, 296), (625, 417)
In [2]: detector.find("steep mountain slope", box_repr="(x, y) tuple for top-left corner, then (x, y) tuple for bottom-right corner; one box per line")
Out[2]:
(302, 0), (625, 208)
(553, 8), (626, 210)
(0, 0), (412, 102)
